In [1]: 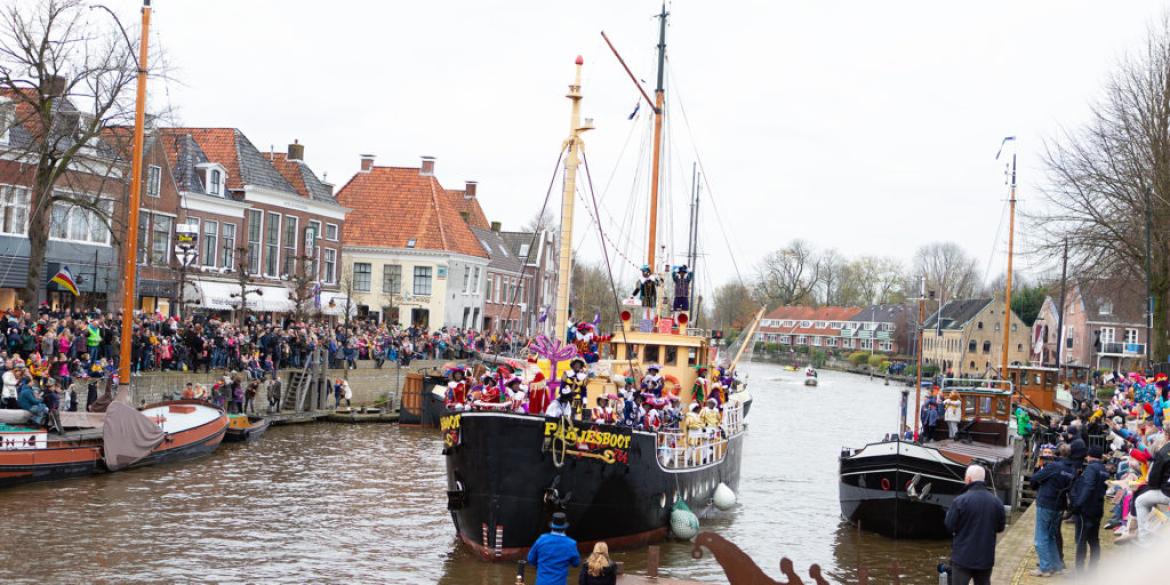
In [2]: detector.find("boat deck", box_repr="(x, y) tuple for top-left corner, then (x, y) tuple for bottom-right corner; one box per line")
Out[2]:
(933, 439), (1013, 465)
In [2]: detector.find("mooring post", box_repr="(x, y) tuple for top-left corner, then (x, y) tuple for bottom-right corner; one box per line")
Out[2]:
(647, 545), (660, 577)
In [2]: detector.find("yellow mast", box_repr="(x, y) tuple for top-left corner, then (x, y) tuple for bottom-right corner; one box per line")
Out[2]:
(646, 4), (668, 272)
(118, 0), (152, 395)
(553, 56), (592, 341)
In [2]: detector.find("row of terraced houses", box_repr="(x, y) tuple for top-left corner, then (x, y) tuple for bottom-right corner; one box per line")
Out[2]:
(0, 96), (556, 333)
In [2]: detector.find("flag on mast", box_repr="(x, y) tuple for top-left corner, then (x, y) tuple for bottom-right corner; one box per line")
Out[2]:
(995, 136), (1016, 160)
(51, 266), (80, 296)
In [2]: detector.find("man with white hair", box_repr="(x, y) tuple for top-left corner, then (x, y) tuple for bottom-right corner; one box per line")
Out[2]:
(944, 465), (1006, 585)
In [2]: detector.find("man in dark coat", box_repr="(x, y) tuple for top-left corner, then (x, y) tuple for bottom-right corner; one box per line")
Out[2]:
(1069, 444), (1108, 571)
(1029, 448), (1076, 576)
(944, 465), (1006, 585)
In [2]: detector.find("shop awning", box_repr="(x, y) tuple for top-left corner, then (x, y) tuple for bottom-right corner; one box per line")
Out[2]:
(189, 280), (295, 313)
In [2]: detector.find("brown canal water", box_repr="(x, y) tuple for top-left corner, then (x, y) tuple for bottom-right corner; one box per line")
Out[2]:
(0, 363), (951, 584)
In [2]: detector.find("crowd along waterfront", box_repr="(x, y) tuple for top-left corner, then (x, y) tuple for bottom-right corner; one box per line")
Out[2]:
(0, 365), (954, 585)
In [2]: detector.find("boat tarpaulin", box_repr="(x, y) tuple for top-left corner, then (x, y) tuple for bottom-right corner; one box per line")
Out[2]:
(102, 402), (165, 471)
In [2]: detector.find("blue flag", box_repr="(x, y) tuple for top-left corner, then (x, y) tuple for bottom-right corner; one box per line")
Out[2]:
(627, 101), (640, 120)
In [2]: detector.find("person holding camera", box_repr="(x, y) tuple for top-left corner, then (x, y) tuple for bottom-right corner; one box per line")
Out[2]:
(1030, 443), (1076, 577)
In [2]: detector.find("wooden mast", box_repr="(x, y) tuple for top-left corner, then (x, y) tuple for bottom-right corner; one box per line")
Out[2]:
(913, 277), (926, 438)
(1000, 152), (1017, 379)
(646, 3), (668, 272)
(552, 56), (591, 341)
(117, 0), (152, 395)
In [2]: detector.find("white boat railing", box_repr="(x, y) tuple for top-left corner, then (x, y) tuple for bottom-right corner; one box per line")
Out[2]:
(654, 401), (742, 469)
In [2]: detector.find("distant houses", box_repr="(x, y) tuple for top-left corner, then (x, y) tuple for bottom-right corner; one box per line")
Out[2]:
(921, 297), (1030, 377)
(755, 304), (913, 355)
(1033, 278), (1148, 372)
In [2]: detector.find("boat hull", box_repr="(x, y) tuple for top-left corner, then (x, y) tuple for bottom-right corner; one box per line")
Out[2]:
(0, 401), (227, 489)
(838, 439), (1010, 539)
(224, 417), (271, 442)
(445, 411), (743, 560)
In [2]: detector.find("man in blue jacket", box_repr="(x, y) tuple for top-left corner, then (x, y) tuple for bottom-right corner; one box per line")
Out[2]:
(526, 512), (580, 585)
(1030, 447), (1076, 577)
(1070, 445), (1108, 571)
(944, 465), (1006, 585)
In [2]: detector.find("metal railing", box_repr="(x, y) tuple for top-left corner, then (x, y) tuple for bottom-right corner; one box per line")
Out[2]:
(653, 401), (743, 469)
(1100, 341), (1145, 355)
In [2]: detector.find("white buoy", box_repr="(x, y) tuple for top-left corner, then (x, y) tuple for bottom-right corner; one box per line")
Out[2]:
(670, 501), (700, 540)
(713, 482), (737, 511)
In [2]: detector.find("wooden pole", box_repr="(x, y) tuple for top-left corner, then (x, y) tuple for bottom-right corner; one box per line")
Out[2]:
(117, 0), (152, 395)
(552, 57), (588, 342)
(646, 5), (668, 271)
(1000, 153), (1017, 381)
(913, 277), (925, 438)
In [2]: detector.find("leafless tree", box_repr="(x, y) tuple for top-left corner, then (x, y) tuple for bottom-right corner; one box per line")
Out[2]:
(755, 239), (821, 309)
(287, 253), (318, 322)
(570, 260), (625, 329)
(909, 242), (980, 303)
(1031, 17), (1170, 360)
(711, 281), (757, 330)
(836, 256), (907, 306)
(0, 0), (141, 308)
(816, 248), (846, 305)
(524, 209), (556, 233)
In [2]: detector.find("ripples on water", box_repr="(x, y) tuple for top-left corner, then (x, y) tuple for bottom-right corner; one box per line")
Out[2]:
(0, 363), (950, 584)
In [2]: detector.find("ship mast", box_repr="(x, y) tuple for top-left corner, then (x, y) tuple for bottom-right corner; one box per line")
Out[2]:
(553, 56), (592, 341)
(646, 3), (668, 272)
(1000, 152), (1017, 379)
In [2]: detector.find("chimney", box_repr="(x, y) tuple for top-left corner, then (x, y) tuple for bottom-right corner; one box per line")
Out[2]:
(360, 154), (375, 172)
(420, 156), (436, 176)
(464, 181), (477, 199)
(490, 221), (502, 232)
(288, 140), (304, 161)
(45, 75), (68, 97)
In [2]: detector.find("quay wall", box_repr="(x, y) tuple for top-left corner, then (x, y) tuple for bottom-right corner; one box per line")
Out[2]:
(69, 360), (446, 411)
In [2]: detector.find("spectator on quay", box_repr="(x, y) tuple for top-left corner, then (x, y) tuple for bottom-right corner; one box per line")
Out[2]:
(1030, 443), (1076, 577)
(944, 465), (1005, 585)
(578, 542), (617, 585)
(527, 512), (580, 585)
(267, 373), (282, 413)
(1070, 444), (1108, 571)
(1134, 426), (1170, 544)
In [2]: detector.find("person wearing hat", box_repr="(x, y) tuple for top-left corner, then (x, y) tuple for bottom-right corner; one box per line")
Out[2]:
(525, 511), (579, 585)
(671, 264), (693, 312)
(1070, 444), (1109, 571)
(445, 367), (469, 410)
(692, 366), (709, 403)
(528, 372), (550, 415)
(2, 360), (25, 409)
(640, 365), (664, 398)
(1029, 443), (1076, 577)
(545, 385), (575, 418)
(561, 358), (589, 419)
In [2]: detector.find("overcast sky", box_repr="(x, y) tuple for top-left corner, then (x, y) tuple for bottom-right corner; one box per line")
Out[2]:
(107, 0), (1168, 297)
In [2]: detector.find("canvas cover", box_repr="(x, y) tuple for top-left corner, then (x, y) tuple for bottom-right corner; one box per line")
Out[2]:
(102, 402), (166, 471)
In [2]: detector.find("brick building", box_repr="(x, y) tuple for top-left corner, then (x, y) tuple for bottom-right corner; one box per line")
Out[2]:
(755, 306), (865, 351)
(922, 298), (1030, 377)
(1034, 278), (1148, 371)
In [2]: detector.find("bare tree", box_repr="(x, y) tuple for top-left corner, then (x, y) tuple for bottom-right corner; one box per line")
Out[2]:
(1031, 18), (1170, 360)
(754, 239), (821, 309)
(0, 0), (140, 308)
(287, 253), (318, 322)
(524, 209), (555, 233)
(836, 256), (907, 306)
(711, 281), (757, 330)
(570, 260), (625, 329)
(909, 242), (980, 302)
(816, 248), (846, 305)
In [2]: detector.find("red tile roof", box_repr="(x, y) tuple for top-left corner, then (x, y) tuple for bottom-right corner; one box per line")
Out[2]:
(156, 127), (245, 191)
(336, 166), (488, 258)
(268, 152), (309, 198)
(763, 305), (863, 322)
(448, 189), (490, 229)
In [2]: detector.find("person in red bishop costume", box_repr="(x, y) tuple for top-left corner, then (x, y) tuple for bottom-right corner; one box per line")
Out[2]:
(527, 372), (550, 415)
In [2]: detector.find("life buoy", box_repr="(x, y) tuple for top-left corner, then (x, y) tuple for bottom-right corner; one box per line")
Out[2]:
(880, 477), (891, 491)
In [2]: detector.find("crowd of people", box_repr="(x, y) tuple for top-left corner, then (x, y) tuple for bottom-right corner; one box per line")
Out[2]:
(441, 357), (740, 433)
(1, 305), (536, 423)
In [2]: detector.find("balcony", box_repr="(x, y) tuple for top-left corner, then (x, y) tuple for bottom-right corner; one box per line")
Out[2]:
(1100, 341), (1145, 356)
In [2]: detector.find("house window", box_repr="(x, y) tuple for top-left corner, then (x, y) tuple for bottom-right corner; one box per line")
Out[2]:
(353, 262), (372, 292)
(406, 238), (416, 248)
(208, 169), (222, 195)
(880, 341), (893, 352)
(462, 265), (471, 293)
(801, 321), (811, 328)
(325, 223), (339, 241)
(861, 339), (872, 350)
(221, 223), (236, 270)
(0, 185), (29, 235)
(305, 222), (320, 277)
(150, 213), (172, 266)
(246, 209), (262, 274)
(1100, 327), (1116, 344)
(1099, 300), (1113, 315)
(968, 340), (976, 352)
(413, 266), (433, 295)
(264, 212), (280, 276)
(518, 243), (531, 258)
(1065, 327), (1074, 349)
(494, 276), (502, 303)
(485, 273), (494, 302)
(825, 338), (836, 347)
(1125, 328), (1139, 344)
(201, 220), (218, 267)
(779, 336), (790, 344)
(51, 199), (113, 245)
(323, 249), (337, 284)
(282, 216), (299, 277)
(977, 321), (983, 330)
(472, 267), (480, 294)
(796, 335), (806, 345)
(982, 341), (991, 353)
(146, 165), (161, 197)
(0, 100), (13, 143)
(382, 264), (402, 294)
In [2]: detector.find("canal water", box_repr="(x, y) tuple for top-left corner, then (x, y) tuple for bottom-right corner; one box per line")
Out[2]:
(0, 363), (951, 584)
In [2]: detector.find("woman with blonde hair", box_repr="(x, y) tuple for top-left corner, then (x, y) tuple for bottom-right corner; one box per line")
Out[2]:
(943, 391), (963, 439)
(578, 541), (616, 584)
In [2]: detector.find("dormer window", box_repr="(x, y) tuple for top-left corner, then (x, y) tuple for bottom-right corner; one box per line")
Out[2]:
(406, 238), (416, 248)
(209, 170), (222, 195)
(197, 162), (227, 196)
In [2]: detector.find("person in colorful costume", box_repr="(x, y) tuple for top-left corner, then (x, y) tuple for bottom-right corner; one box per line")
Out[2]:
(671, 265), (693, 312)
(561, 358), (590, 420)
(640, 364), (665, 398)
(445, 367), (469, 411)
(527, 372), (550, 415)
(692, 366), (709, 403)
(569, 322), (612, 364)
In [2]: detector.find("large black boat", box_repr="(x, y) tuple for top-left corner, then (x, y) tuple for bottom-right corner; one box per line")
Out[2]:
(838, 383), (1017, 538)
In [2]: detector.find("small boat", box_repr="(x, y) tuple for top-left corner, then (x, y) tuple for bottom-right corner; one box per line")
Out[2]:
(804, 377), (818, 387)
(0, 400), (227, 489)
(223, 414), (271, 442)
